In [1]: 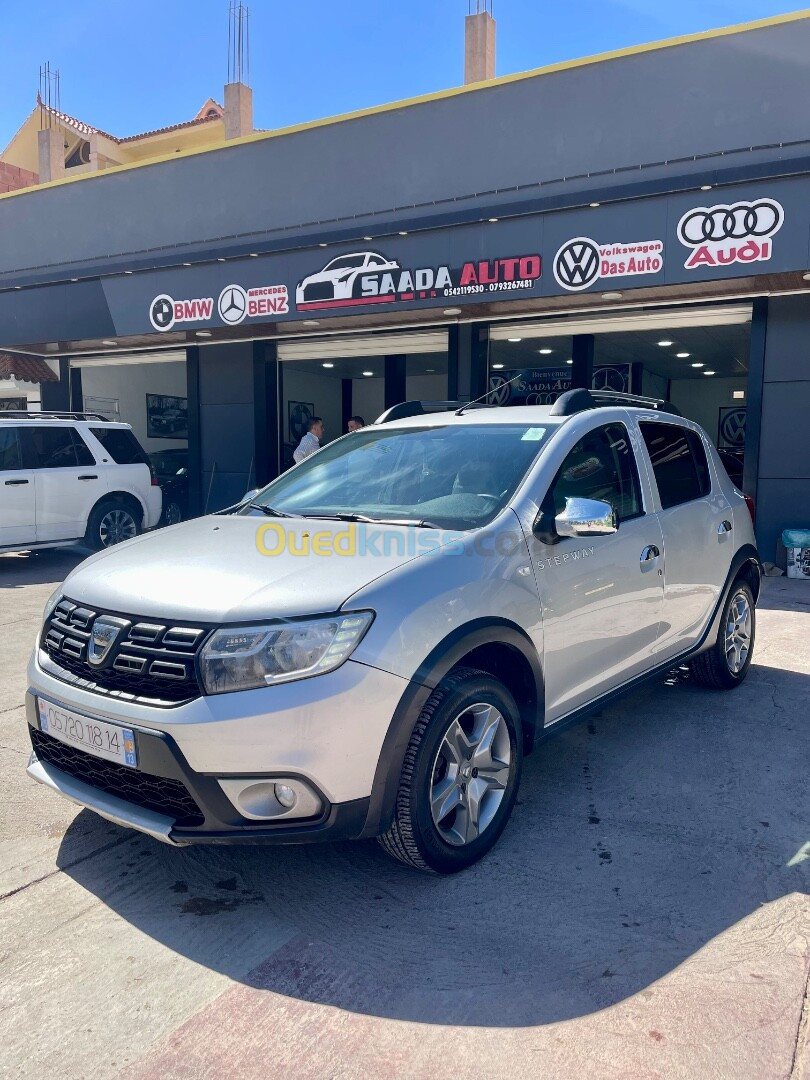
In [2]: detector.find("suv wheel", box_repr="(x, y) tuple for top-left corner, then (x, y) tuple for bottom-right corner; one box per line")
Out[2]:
(379, 667), (523, 873)
(162, 501), (183, 527)
(690, 580), (755, 689)
(86, 500), (140, 551)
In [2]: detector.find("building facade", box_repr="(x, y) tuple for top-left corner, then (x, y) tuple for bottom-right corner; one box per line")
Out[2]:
(1, 10), (809, 561)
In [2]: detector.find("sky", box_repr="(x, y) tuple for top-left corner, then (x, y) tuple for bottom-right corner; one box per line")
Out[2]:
(0, 0), (805, 149)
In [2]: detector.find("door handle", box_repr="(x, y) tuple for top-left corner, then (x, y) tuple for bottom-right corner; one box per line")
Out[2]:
(78, 475), (99, 481)
(640, 544), (660, 562)
(4, 478), (29, 486)
(717, 520), (732, 535)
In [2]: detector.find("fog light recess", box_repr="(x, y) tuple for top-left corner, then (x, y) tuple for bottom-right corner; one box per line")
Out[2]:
(218, 778), (322, 821)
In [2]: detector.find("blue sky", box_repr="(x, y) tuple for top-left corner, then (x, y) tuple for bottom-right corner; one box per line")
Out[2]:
(0, 0), (804, 148)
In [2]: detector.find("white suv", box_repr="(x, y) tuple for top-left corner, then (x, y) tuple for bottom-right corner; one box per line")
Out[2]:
(24, 391), (760, 873)
(0, 413), (162, 553)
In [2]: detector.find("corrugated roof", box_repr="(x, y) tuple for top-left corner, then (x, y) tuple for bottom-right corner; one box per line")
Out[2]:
(0, 354), (58, 383)
(35, 95), (224, 145)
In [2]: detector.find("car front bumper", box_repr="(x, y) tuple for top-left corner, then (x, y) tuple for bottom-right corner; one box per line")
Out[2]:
(26, 647), (410, 845)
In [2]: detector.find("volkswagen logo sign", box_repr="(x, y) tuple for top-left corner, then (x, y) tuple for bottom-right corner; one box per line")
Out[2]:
(150, 294), (176, 332)
(218, 284), (248, 325)
(487, 374), (513, 406)
(87, 616), (130, 668)
(720, 408), (747, 448)
(553, 237), (601, 292)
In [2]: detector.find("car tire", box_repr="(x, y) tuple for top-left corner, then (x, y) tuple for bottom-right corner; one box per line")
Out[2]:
(85, 499), (141, 551)
(162, 501), (183, 527)
(690, 580), (755, 690)
(379, 667), (523, 874)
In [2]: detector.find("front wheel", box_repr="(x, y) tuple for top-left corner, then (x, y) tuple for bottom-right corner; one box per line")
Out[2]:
(690, 581), (755, 689)
(379, 667), (523, 873)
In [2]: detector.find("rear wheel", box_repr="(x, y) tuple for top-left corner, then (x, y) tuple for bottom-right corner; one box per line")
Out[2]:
(690, 581), (755, 689)
(162, 501), (183, 526)
(85, 500), (140, 551)
(379, 667), (523, 873)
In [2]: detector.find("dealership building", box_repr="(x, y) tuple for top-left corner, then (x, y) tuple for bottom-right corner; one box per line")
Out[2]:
(1, 8), (810, 561)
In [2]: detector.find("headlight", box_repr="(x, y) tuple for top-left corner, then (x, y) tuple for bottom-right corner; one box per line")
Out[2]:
(43, 588), (62, 623)
(199, 612), (374, 694)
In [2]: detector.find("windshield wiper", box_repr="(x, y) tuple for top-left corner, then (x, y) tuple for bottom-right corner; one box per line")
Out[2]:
(248, 502), (292, 518)
(298, 512), (438, 528)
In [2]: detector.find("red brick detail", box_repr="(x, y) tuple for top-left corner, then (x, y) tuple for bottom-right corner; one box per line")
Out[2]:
(0, 162), (39, 192)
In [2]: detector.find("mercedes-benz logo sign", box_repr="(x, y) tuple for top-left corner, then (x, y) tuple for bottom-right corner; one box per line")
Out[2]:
(677, 200), (783, 246)
(218, 284), (248, 325)
(150, 294), (175, 332)
(553, 237), (601, 292)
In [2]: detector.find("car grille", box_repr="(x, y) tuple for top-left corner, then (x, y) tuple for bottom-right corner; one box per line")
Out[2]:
(302, 281), (335, 302)
(41, 599), (208, 706)
(30, 728), (205, 827)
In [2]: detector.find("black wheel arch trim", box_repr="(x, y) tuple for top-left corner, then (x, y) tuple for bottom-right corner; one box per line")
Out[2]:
(360, 617), (544, 838)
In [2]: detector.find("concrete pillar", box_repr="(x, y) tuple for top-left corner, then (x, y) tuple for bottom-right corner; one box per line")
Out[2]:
(464, 10), (496, 84)
(224, 82), (253, 140)
(37, 127), (65, 183)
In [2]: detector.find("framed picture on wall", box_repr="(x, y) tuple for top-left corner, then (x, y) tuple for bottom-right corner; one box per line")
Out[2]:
(83, 395), (120, 421)
(288, 401), (314, 443)
(146, 394), (189, 440)
(718, 406), (747, 449)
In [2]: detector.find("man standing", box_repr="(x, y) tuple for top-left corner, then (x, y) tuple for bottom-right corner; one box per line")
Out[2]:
(293, 416), (324, 463)
(347, 415), (365, 432)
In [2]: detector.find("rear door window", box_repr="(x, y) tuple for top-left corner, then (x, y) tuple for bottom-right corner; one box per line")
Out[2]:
(28, 426), (95, 469)
(0, 427), (23, 470)
(639, 422), (710, 509)
(90, 427), (149, 466)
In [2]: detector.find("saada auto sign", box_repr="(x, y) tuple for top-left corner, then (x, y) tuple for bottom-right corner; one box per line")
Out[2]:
(676, 198), (784, 269)
(295, 249), (542, 311)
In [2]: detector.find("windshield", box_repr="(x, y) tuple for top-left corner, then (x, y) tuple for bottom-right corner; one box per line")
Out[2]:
(239, 423), (554, 530)
(324, 255), (365, 271)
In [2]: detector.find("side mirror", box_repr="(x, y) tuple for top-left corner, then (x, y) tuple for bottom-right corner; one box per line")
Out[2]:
(555, 497), (617, 538)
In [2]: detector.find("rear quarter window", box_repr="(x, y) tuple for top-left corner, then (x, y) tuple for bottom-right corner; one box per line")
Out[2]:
(89, 427), (149, 466)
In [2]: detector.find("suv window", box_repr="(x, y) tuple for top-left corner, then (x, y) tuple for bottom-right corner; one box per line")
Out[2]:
(548, 423), (642, 522)
(0, 427), (23, 471)
(640, 422), (710, 509)
(28, 426), (95, 469)
(90, 427), (149, 466)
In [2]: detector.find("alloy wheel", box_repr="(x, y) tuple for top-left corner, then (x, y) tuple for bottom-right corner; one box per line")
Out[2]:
(99, 508), (137, 547)
(429, 702), (512, 847)
(724, 590), (752, 673)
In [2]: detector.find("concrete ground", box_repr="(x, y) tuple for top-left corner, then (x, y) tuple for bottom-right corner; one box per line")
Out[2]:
(0, 547), (808, 1080)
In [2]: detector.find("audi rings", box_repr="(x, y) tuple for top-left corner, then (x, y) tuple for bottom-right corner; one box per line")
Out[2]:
(677, 199), (783, 247)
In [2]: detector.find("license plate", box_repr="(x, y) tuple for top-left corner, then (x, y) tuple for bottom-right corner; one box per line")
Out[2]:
(37, 699), (138, 768)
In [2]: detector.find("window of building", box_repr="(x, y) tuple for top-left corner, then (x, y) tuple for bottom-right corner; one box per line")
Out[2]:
(640, 422), (709, 509)
(549, 423), (642, 521)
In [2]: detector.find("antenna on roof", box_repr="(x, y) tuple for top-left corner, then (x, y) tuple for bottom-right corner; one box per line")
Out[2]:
(468, 0), (493, 14)
(227, 2), (250, 85)
(38, 61), (61, 129)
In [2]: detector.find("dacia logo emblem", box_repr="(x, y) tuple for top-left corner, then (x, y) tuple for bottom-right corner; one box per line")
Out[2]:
(87, 617), (129, 667)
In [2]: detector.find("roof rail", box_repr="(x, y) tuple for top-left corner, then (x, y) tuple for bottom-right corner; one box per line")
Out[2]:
(0, 410), (110, 421)
(549, 389), (682, 417)
(374, 399), (491, 424)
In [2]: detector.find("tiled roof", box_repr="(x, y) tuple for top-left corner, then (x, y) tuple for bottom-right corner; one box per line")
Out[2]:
(0, 354), (58, 383)
(35, 95), (224, 145)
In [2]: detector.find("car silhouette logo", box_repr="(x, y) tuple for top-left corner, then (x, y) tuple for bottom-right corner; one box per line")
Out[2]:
(150, 294), (176, 331)
(218, 284), (248, 325)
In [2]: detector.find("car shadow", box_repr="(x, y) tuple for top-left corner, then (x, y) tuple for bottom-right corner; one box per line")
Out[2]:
(55, 657), (810, 1028)
(0, 547), (90, 588)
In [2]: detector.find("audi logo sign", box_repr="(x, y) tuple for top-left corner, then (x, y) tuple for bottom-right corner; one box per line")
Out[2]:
(676, 198), (784, 270)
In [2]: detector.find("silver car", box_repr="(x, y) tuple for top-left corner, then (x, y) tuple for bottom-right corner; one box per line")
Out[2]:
(26, 390), (761, 873)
